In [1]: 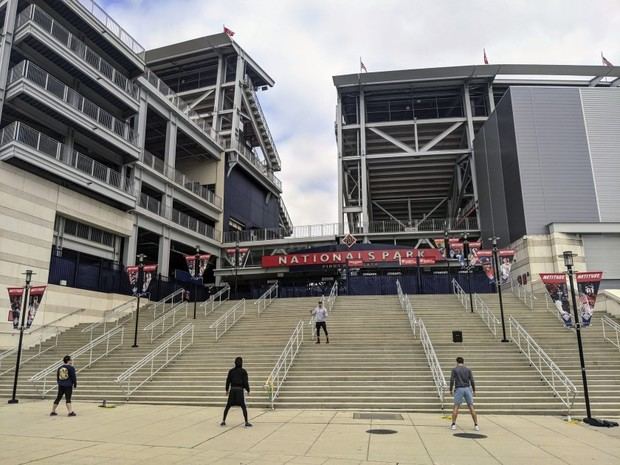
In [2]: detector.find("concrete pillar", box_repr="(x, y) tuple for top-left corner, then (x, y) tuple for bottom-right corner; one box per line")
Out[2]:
(62, 128), (75, 161)
(123, 219), (139, 266)
(0, 0), (18, 122)
(164, 118), (177, 171)
(158, 229), (171, 277)
(136, 93), (149, 150)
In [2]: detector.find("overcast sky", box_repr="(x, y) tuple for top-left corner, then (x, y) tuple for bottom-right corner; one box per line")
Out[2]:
(102, 0), (620, 226)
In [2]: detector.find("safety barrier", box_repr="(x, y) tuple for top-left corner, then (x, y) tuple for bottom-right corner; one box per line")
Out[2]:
(210, 300), (246, 341)
(153, 288), (185, 317)
(116, 324), (194, 398)
(508, 316), (577, 418)
(451, 279), (470, 311)
(201, 285), (231, 316)
(473, 293), (501, 337)
(143, 301), (188, 342)
(30, 325), (124, 396)
(264, 320), (304, 409)
(396, 280), (417, 336)
(256, 283), (278, 316)
(602, 315), (620, 351)
(417, 319), (448, 408)
(81, 299), (135, 342)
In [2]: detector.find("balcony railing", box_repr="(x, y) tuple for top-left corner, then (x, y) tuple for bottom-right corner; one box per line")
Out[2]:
(0, 122), (134, 195)
(222, 218), (479, 243)
(172, 208), (220, 241)
(141, 150), (222, 208)
(226, 140), (282, 190)
(8, 61), (136, 144)
(75, 0), (145, 56)
(17, 5), (139, 100)
(139, 193), (162, 216)
(143, 68), (221, 145)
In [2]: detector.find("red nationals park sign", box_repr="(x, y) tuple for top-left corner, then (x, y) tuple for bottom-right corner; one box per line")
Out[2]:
(262, 249), (443, 268)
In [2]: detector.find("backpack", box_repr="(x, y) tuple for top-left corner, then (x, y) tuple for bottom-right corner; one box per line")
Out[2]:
(58, 366), (70, 381)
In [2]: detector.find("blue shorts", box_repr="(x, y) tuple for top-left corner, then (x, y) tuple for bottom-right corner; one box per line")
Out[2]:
(453, 387), (474, 406)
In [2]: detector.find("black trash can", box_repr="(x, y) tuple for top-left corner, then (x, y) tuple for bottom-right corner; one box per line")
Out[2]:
(452, 330), (463, 343)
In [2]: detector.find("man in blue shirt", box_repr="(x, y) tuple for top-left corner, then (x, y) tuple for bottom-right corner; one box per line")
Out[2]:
(50, 355), (77, 417)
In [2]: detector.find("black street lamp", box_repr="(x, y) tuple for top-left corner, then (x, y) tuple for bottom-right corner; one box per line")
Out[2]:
(563, 250), (593, 421)
(463, 234), (474, 313)
(132, 254), (146, 348)
(193, 245), (200, 319)
(416, 253), (422, 294)
(444, 228), (450, 285)
(490, 236), (509, 342)
(234, 234), (240, 299)
(8, 269), (34, 404)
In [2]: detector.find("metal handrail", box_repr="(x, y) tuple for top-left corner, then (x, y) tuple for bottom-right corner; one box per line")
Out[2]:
(602, 316), (620, 351)
(153, 288), (185, 317)
(417, 318), (448, 408)
(265, 320), (304, 409)
(256, 283), (278, 316)
(396, 280), (417, 336)
(115, 324), (194, 399)
(473, 293), (500, 337)
(29, 325), (125, 396)
(209, 299), (246, 341)
(326, 281), (338, 312)
(201, 285), (231, 316)
(451, 279), (470, 311)
(143, 301), (188, 342)
(81, 299), (135, 338)
(508, 316), (577, 417)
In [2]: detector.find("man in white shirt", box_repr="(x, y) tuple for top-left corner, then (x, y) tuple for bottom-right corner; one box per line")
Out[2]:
(310, 301), (329, 344)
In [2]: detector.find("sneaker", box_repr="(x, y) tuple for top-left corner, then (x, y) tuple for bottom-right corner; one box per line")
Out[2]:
(220, 421), (226, 426)
(316, 340), (320, 344)
(474, 425), (480, 431)
(68, 412), (77, 417)
(50, 412), (58, 417)
(245, 422), (253, 427)
(450, 423), (456, 430)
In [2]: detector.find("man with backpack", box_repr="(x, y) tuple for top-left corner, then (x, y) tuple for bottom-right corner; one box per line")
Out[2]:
(50, 355), (77, 417)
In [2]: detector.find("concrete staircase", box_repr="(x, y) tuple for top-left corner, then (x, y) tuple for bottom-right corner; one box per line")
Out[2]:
(276, 296), (438, 411)
(413, 295), (560, 415)
(480, 292), (620, 417)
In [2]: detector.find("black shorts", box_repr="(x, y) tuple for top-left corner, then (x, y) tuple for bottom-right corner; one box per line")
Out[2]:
(226, 387), (246, 407)
(54, 386), (73, 404)
(315, 321), (328, 335)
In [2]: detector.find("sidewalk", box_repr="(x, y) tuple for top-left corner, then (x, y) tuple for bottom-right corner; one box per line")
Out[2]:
(1, 400), (619, 464)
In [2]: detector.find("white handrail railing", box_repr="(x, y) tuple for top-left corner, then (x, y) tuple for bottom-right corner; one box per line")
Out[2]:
(115, 324), (194, 398)
(143, 301), (188, 342)
(602, 316), (620, 351)
(264, 320), (304, 409)
(417, 318), (448, 408)
(508, 316), (577, 417)
(451, 279), (470, 311)
(326, 281), (338, 312)
(209, 300), (246, 341)
(81, 299), (135, 341)
(473, 293), (500, 337)
(153, 288), (185, 317)
(29, 325), (124, 396)
(396, 280), (417, 336)
(256, 283), (278, 316)
(201, 285), (231, 316)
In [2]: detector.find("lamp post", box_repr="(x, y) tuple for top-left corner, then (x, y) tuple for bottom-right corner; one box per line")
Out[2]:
(444, 228), (450, 288)
(234, 234), (240, 299)
(563, 250), (592, 420)
(132, 254), (146, 348)
(8, 269), (34, 404)
(463, 234), (474, 312)
(193, 245), (200, 319)
(490, 236), (509, 342)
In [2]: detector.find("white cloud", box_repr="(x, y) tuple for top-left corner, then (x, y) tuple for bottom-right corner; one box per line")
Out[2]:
(105, 0), (620, 225)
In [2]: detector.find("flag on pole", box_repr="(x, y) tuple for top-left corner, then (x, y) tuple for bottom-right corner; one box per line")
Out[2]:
(360, 57), (368, 73)
(601, 52), (613, 67)
(223, 26), (235, 37)
(483, 48), (489, 65)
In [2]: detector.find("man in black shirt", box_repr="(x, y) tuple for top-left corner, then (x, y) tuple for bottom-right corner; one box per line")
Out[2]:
(50, 355), (77, 417)
(221, 357), (252, 427)
(449, 356), (478, 431)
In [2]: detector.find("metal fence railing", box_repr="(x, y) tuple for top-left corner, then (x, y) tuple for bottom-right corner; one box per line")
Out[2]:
(326, 281), (338, 312)
(80, 299), (135, 342)
(417, 318), (448, 408)
(210, 300), (246, 341)
(602, 315), (620, 351)
(29, 325), (124, 396)
(153, 289), (185, 318)
(143, 301), (188, 343)
(473, 293), (500, 337)
(396, 280), (417, 336)
(452, 279), (470, 311)
(265, 320), (304, 409)
(201, 285), (231, 316)
(508, 316), (577, 418)
(256, 283), (278, 317)
(115, 324), (194, 399)
(171, 208), (220, 241)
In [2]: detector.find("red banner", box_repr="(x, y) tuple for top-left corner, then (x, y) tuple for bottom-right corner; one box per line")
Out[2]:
(185, 254), (211, 278)
(26, 286), (46, 329)
(541, 273), (573, 327)
(127, 264), (157, 297)
(576, 272), (603, 327)
(7, 287), (24, 329)
(262, 249), (443, 268)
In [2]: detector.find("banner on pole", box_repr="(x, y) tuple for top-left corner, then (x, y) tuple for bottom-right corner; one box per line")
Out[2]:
(26, 286), (46, 329)
(575, 272), (603, 327)
(7, 287), (25, 329)
(540, 273), (573, 327)
(226, 248), (249, 267)
(185, 254), (211, 279)
(434, 238), (447, 258)
(127, 264), (157, 297)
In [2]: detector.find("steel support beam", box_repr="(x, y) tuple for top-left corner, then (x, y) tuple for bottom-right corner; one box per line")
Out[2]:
(368, 127), (415, 154)
(463, 84), (481, 226)
(337, 92), (344, 235)
(360, 89), (369, 235)
(420, 122), (463, 152)
(372, 200), (406, 227)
